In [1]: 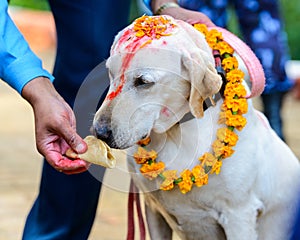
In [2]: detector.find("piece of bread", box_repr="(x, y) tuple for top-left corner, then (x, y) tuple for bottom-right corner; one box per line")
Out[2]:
(66, 135), (116, 168)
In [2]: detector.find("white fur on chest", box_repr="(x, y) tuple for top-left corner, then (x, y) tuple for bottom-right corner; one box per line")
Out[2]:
(126, 100), (300, 239)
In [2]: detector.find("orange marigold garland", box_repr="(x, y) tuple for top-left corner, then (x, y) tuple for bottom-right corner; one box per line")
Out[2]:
(133, 23), (248, 194)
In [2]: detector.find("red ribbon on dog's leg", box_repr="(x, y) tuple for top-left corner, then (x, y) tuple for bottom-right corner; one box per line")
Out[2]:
(209, 27), (266, 98)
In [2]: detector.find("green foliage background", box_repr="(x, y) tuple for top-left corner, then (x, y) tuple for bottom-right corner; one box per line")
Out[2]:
(9, 0), (300, 59)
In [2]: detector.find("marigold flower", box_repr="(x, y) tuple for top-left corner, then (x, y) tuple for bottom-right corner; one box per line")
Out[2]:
(133, 147), (157, 164)
(204, 29), (224, 49)
(222, 56), (239, 71)
(199, 152), (217, 167)
(236, 98), (248, 114)
(193, 23), (208, 35)
(160, 182), (174, 191)
(178, 169), (193, 194)
(140, 161), (165, 180)
(160, 170), (177, 190)
(218, 109), (233, 125)
(211, 160), (222, 175)
(207, 29), (223, 42)
(212, 139), (235, 158)
(223, 98), (248, 114)
(224, 82), (247, 98)
(215, 41), (234, 55)
(192, 165), (209, 187)
(217, 128), (239, 146)
(226, 69), (244, 83)
(226, 114), (247, 131)
(133, 15), (176, 41)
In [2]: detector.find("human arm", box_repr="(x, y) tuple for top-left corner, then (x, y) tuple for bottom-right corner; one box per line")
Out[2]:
(1, 2), (88, 173)
(22, 77), (89, 174)
(143, 0), (215, 27)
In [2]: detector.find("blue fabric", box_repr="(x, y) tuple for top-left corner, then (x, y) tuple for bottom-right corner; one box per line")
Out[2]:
(261, 91), (286, 140)
(0, 1), (53, 93)
(144, 0), (294, 94)
(22, 0), (130, 239)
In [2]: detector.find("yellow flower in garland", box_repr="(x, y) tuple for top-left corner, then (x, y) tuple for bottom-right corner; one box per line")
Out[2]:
(223, 97), (248, 113)
(192, 165), (208, 187)
(212, 139), (235, 158)
(134, 147), (157, 164)
(222, 56), (239, 72)
(211, 160), (222, 175)
(219, 106), (247, 130)
(218, 109), (234, 125)
(224, 82), (247, 98)
(226, 69), (245, 83)
(217, 128), (239, 147)
(160, 170), (177, 191)
(199, 152), (217, 168)
(193, 23), (209, 35)
(140, 161), (165, 180)
(237, 99), (248, 115)
(178, 169), (193, 194)
(215, 41), (234, 55)
(205, 29), (223, 49)
(226, 114), (247, 131)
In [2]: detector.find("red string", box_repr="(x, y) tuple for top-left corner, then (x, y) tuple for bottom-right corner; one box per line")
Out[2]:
(127, 180), (146, 240)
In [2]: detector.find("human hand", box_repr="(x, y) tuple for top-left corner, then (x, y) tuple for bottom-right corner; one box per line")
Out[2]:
(151, 1), (215, 27)
(22, 77), (89, 174)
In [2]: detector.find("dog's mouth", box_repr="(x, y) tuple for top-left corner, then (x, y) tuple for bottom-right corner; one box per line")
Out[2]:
(92, 124), (150, 150)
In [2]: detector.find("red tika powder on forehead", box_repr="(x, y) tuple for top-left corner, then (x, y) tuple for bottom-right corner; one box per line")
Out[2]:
(106, 16), (177, 101)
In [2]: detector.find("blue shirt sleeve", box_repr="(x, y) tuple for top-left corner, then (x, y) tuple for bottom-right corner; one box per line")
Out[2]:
(143, 0), (152, 12)
(0, 1), (54, 94)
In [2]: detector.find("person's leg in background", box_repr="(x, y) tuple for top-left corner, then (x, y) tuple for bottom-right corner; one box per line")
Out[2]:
(22, 1), (130, 239)
(233, 0), (294, 141)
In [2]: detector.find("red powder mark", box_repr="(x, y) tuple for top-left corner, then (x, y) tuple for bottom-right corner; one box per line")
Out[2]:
(106, 16), (176, 101)
(106, 35), (151, 101)
(161, 107), (170, 117)
(113, 29), (132, 51)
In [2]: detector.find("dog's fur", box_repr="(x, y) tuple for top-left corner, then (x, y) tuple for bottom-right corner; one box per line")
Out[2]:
(93, 16), (300, 240)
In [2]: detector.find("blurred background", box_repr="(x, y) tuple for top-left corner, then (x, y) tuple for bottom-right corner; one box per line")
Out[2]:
(0, 0), (299, 239)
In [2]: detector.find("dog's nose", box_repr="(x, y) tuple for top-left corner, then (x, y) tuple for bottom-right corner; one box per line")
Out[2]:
(93, 122), (113, 144)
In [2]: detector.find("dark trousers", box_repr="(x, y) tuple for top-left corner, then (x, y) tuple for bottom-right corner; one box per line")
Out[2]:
(22, 1), (130, 239)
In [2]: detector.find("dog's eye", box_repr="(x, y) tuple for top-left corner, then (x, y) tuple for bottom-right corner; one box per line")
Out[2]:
(134, 75), (154, 88)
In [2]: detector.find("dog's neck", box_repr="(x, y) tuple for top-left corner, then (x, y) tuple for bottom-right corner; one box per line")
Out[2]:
(149, 100), (224, 172)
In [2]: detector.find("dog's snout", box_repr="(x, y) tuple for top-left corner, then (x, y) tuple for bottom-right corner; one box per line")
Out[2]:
(93, 121), (113, 143)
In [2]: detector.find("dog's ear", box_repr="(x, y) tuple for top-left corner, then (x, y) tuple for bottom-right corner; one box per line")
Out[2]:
(182, 50), (222, 118)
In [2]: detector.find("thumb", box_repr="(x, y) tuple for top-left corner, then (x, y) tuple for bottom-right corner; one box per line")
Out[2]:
(60, 126), (87, 154)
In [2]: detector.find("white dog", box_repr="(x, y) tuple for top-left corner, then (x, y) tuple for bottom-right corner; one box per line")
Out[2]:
(92, 16), (300, 240)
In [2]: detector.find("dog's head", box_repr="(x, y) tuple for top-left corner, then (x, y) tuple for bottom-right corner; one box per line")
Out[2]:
(92, 16), (222, 149)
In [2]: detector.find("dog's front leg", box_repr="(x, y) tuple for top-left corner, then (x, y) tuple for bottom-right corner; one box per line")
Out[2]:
(145, 203), (172, 240)
(218, 197), (263, 240)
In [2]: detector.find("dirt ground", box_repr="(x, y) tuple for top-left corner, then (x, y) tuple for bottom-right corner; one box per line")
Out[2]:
(1, 8), (300, 240)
